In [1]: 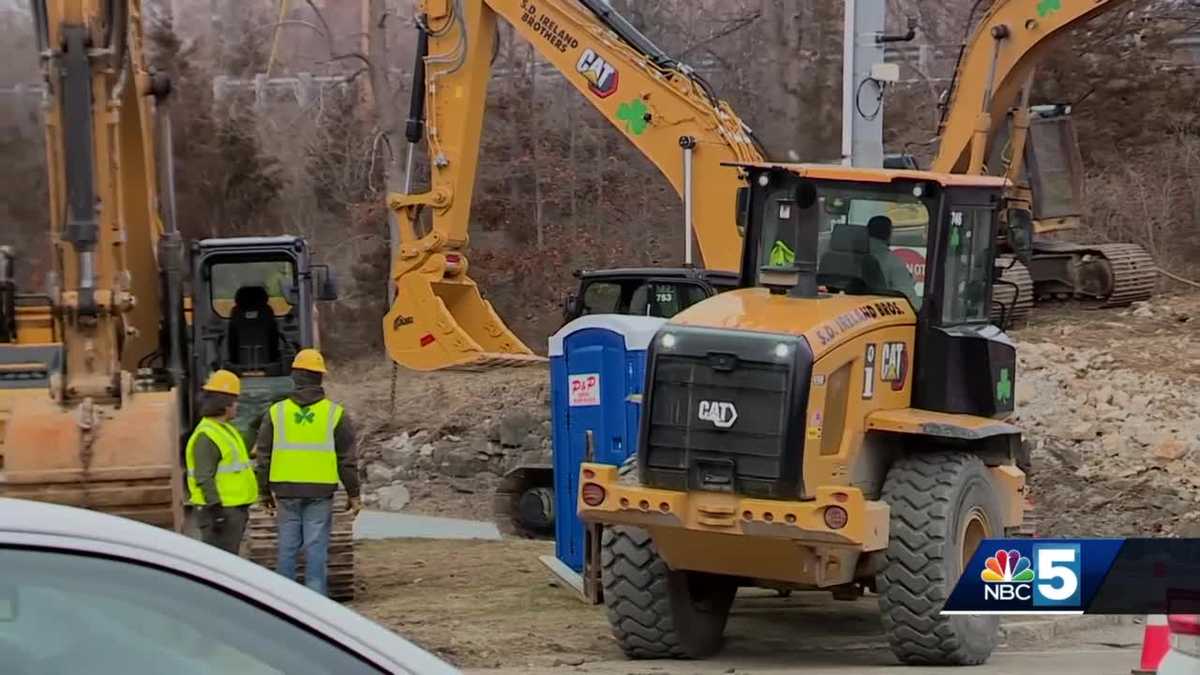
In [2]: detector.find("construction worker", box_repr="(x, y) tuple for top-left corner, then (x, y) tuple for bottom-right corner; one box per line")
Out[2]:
(186, 370), (258, 554)
(255, 349), (361, 596)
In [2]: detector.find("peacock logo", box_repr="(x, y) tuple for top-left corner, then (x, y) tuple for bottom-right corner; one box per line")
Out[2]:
(981, 549), (1035, 583)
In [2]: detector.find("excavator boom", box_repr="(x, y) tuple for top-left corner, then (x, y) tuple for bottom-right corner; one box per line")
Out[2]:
(0, 0), (182, 528)
(930, 0), (1155, 311)
(384, 0), (763, 370)
(932, 0), (1132, 176)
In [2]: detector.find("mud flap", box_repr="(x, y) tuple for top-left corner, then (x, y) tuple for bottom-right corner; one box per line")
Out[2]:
(382, 253), (543, 371)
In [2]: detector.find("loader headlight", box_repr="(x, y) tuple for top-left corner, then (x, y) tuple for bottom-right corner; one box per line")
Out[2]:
(757, 173), (770, 187)
(660, 333), (677, 349)
(774, 343), (790, 359)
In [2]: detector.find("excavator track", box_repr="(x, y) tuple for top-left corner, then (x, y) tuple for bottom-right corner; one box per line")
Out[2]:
(1088, 243), (1157, 308)
(245, 490), (357, 601)
(992, 257), (1034, 328)
(1030, 241), (1157, 308)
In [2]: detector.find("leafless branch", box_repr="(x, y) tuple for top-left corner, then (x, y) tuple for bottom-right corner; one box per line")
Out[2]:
(678, 11), (761, 58)
(303, 0), (372, 69)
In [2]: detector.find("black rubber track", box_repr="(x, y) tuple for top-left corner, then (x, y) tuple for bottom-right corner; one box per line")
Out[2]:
(877, 452), (1002, 666)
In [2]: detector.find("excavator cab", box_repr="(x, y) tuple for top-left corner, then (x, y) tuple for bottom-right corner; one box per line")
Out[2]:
(188, 236), (337, 444)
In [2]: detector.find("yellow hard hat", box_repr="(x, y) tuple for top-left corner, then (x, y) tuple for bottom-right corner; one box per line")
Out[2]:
(292, 348), (327, 374)
(202, 369), (241, 396)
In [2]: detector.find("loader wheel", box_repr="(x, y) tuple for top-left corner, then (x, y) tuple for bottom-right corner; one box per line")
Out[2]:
(601, 526), (736, 659)
(877, 452), (1002, 666)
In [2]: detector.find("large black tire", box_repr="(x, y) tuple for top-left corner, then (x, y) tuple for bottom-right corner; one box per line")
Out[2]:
(877, 452), (1003, 665)
(601, 526), (736, 659)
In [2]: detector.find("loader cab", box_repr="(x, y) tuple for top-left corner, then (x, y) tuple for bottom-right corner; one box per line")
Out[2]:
(562, 268), (738, 326)
(739, 164), (1017, 418)
(187, 236), (337, 440)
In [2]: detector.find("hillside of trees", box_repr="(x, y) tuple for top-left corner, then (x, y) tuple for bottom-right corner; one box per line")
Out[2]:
(1, 0), (1197, 355)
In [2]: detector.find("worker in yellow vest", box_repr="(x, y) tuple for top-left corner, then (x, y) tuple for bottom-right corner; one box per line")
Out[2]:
(186, 370), (258, 554)
(255, 349), (361, 596)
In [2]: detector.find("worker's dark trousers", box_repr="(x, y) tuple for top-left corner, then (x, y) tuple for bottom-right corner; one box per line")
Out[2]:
(197, 505), (250, 555)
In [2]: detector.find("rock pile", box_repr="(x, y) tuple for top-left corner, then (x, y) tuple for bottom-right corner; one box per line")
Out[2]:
(359, 408), (552, 511)
(1016, 337), (1200, 536)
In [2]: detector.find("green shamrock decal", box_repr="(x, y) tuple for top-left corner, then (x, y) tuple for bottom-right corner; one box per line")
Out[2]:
(1037, 0), (1061, 18)
(616, 98), (649, 136)
(996, 368), (1013, 405)
(294, 408), (316, 425)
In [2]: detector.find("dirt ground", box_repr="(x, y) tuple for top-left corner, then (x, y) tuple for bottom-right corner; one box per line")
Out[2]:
(350, 539), (615, 669)
(344, 291), (1200, 669)
(351, 539), (1118, 671)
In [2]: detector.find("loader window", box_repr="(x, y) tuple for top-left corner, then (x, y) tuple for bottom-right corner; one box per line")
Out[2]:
(581, 281), (623, 315)
(941, 207), (995, 324)
(581, 279), (710, 319)
(760, 179), (931, 306)
(209, 261), (295, 319)
(629, 282), (709, 318)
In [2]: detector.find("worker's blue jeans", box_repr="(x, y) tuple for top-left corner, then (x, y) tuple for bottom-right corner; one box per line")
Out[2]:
(276, 497), (333, 596)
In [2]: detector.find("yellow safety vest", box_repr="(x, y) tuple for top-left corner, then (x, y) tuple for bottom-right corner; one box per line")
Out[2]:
(268, 399), (343, 485)
(185, 418), (259, 507)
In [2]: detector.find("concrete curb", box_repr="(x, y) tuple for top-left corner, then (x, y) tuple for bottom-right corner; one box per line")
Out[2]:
(1000, 614), (1134, 645)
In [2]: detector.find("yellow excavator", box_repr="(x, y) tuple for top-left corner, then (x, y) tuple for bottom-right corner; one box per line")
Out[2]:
(383, 0), (764, 371)
(929, 0), (1156, 315)
(0, 1), (354, 599)
(385, 0), (1155, 372)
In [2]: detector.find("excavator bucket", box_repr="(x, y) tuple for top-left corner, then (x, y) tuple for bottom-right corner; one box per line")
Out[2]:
(383, 254), (544, 371)
(0, 389), (183, 529)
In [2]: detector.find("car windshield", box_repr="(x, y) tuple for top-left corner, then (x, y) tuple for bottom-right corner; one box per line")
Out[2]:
(758, 180), (931, 309)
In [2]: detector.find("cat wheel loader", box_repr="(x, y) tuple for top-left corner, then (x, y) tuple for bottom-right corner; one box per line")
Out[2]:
(578, 163), (1032, 665)
(0, 1), (355, 599)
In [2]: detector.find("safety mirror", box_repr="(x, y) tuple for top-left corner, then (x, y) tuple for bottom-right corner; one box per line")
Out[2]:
(563, 293), (581, 320)
(313, 265), (339, 302)
(735, 187), (750, 238)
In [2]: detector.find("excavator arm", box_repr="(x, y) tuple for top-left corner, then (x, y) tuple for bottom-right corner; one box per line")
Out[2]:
(0, 0), (183, 528)
(383, 0), (764, 370)
(929, 0), (1155, 313)
(931, 0), (1133, 178)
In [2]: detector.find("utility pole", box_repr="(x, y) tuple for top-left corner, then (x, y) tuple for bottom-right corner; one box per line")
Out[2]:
(842, 0), (915, 168)
(841, 0), (887, 168)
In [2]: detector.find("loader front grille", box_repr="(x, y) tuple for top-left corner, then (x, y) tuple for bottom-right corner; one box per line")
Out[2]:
(639, 326), (812, 500)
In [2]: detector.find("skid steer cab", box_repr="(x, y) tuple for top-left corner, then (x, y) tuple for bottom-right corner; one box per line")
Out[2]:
(187, 236), (338, 443)
(578, 164), (1029, 666)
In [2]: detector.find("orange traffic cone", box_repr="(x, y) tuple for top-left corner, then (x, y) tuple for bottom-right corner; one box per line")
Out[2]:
(1132, 615), (1170, 674)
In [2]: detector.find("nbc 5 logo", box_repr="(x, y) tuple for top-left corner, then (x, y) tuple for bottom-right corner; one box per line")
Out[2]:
(1032, 544), (1082, 607)
(980, 544), (1081, 607)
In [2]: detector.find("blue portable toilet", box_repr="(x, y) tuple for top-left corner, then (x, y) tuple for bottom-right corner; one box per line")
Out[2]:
(548, 315), (666, 574)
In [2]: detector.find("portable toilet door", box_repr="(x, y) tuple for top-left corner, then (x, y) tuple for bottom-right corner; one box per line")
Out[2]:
(548, 315), (666, 574)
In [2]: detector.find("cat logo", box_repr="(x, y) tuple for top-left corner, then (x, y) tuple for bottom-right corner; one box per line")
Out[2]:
(880, 341), (908, 390)
(697, 400), (738, 429)
(576, 48), (619, 98)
